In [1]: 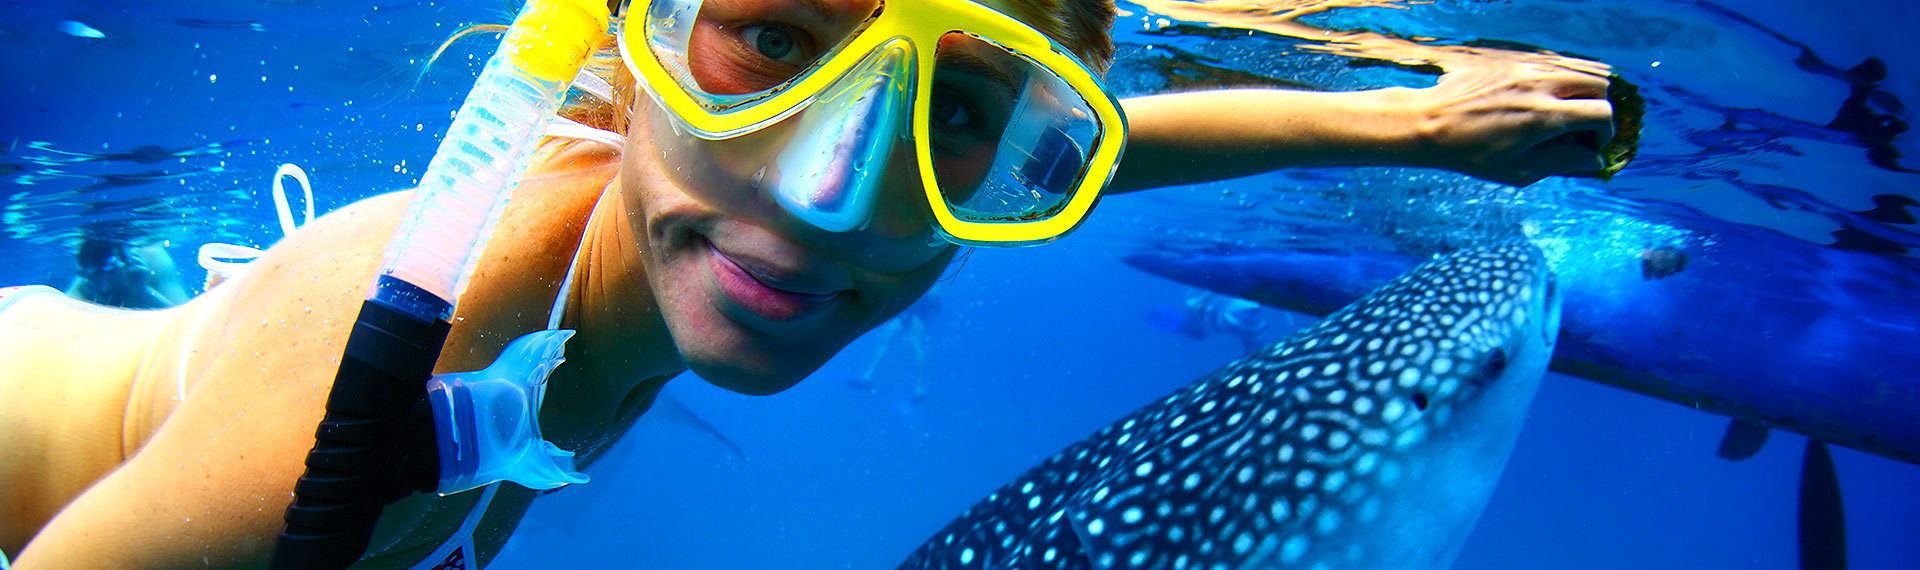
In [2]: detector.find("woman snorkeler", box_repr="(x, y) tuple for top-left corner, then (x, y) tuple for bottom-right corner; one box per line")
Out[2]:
(0, 0), (1614, 567)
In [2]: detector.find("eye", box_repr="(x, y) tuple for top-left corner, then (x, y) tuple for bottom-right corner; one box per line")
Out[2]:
(929, 89), (975, 129)
(739, 23), (811, 67)
(1476, 348), (1509, 386)
(686, 19), (824, 95)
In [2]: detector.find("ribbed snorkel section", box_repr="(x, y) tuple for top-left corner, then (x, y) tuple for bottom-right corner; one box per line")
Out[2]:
(272, 2), (608, 569)
(378, 0), (608, 316)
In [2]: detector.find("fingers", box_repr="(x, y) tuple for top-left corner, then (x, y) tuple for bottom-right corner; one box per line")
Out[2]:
(1538, 53), (1613, 78)
(1548, 69), (1611, 100)
(1523, 99), (1616, 149)
(1573, 98), (1617, 148)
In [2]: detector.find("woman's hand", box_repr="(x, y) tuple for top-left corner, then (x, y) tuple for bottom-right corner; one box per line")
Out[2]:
(1404, 63), (1616, 186)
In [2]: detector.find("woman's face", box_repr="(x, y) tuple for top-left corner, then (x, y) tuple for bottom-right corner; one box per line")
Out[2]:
(620, 0), (1025, 395)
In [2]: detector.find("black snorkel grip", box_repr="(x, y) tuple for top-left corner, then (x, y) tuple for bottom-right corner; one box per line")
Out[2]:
(272, 276), (451, 570)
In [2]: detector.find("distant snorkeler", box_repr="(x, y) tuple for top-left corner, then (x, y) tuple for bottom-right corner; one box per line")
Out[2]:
(850, 293), (945, 403)
(63, 228), (190, 310)
(21, 139), (247, 166)
(1150, 288), (1272, 353)
(6, 168), (226, 307)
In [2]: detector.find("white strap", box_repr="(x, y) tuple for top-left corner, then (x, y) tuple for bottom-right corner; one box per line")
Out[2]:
(549, 244), (584, 331)
(537, 111), (614, 330)
(197, 163), (316, 282)
(403, 484), (499, 570)
(544, 115), (626, 149)
(570, 67), (615, 105)
(196, 243), (265, 280)
(272, 163), (315, 236)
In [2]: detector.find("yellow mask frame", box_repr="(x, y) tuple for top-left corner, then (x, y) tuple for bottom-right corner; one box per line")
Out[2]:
(619, 0), (1128, 246)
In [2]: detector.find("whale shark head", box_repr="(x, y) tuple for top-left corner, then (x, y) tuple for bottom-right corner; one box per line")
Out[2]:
(899, 241), (1561, 570)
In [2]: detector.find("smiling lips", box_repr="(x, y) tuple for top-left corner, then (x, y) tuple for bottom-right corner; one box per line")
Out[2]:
(704, 242), (844, 321)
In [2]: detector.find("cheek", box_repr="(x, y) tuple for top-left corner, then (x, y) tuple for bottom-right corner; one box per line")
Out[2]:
(862, 145), (943, 241)
(932, 143), (995, 198)
(643, 103), (797, 205)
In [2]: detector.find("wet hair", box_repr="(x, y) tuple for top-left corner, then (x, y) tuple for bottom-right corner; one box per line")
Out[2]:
(1003, 0), (1117, 74)
(551, 0), (1118, 135)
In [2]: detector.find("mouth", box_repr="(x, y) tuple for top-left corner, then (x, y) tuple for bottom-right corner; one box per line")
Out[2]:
(703, 238), (846, 322)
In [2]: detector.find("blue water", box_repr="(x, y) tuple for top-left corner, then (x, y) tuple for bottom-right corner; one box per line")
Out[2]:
(2, 0), (1916, 569)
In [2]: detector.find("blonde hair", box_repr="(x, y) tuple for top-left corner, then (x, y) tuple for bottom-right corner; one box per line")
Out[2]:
(554, 1), (1117, 135)
(554, 32), (637, 135)
(1004, 0), (1117, 74)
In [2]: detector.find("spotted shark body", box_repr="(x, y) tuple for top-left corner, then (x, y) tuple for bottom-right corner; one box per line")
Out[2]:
(899, 242), (1561, 570)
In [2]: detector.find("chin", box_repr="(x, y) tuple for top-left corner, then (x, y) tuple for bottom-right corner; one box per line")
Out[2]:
(655, 258), (866, 396)
(683, 344), (827, 396)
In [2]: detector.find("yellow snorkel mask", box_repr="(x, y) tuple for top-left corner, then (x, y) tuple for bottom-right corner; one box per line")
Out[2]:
(620, 0), (1127, 246)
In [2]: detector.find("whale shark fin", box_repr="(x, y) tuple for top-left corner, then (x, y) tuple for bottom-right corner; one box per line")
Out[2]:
(654, 392), (749, 461)
(1799, 439), (1847, 570)
(1716, 418), (1771, 461)
(1058, 508), (1100, 566)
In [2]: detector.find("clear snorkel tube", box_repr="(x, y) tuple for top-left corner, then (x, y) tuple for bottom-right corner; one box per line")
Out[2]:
(376, 2), (600, 310)
(273, 2), (608, 568)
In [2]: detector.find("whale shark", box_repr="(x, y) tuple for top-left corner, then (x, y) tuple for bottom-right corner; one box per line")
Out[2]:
(898, 242), (1561, 569)
(1119, 221), (1920, 467)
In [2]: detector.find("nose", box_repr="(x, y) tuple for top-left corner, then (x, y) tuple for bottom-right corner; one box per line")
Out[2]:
(760, 39), (951, 272)
(780, 142), (951, 273)
(769, 40), (914, 234)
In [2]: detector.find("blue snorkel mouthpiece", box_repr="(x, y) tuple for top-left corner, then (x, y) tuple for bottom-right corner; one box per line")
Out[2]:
(426, 329), (590, 493)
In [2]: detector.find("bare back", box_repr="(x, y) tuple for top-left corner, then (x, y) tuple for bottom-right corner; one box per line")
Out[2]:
(4, 140), (663, 569)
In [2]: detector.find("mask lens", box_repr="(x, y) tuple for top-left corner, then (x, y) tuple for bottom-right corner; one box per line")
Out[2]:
(928, 33), (1100, 225)
(643, 0), (881, 105)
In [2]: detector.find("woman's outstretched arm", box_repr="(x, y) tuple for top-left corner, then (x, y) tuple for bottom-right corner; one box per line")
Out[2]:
(1109, 64), (1616, 193)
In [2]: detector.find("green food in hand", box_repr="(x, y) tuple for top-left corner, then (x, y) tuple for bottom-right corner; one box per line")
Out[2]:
(1600, 73), (1645, 181)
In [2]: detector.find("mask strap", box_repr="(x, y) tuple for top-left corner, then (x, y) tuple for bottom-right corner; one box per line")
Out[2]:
(545, 115), (627, 149)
